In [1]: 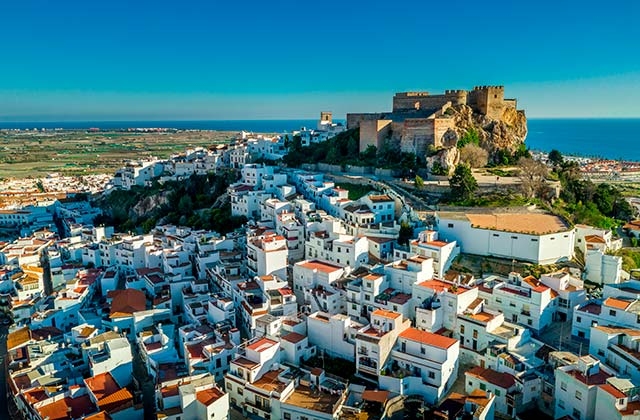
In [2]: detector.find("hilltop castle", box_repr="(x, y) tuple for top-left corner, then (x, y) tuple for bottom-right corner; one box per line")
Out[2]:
(347, 86), (520, 156)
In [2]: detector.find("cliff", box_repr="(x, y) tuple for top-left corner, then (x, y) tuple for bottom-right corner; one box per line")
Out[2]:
(450, 104), (527, 156)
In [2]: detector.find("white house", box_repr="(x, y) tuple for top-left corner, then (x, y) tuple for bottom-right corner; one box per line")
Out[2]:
(379, 327), (459, 404)
(437, 211), (574, 264)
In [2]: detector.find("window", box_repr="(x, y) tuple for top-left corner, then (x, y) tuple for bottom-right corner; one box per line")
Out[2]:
(365, 294), (370, 301)
(496, 298), (502, 303)
(527, 319), (532, 326)
(480, 383), (486, 391)
(421, 347), (426, 354)
(576, 316), (582, 323)
(531, 238), (538, 242)
(598, 349), (605, 356)
(238, 388), (243, 396)
(495, 389), (501, 396)
(460, 325), (465, 334)
(473, 330), (478, 339)
(575, 390), (582, 400)
(572, 408), (581, 419)
(558, 400), (565, 409)
(560, 382), (567, 391)
(493, 234), (500, 237)
(610, 310), (617, 316)
(429, 371), (435, 379)
(448, 223), (454, 228)
(284, 414), (291, 420)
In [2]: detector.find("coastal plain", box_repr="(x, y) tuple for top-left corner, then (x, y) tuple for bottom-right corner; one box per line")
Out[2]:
(0, 129), (235, 178)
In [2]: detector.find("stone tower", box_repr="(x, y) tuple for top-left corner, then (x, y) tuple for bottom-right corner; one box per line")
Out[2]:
(469, 86), (506, 120)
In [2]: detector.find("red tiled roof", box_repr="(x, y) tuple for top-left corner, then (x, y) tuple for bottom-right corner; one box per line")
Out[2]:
(84, 372), (120, 401)
(418, 279), (467, 295)
(362, 390), (390, 404)
(282, 332), (306, 344)
(600, 384), (626, 399)
(603, 297), (633, 310)
(37, 394), (97, 420)
(196, 388), (225, 406)
(399, 327), (458, 349)
(371, 309), (401, 319)
(466, 367), (516, 389)
(521, 276), (550, 293)
(108, 289), (146, 318)
(246, 337), (278, 352)
(298, 260), (343, 273)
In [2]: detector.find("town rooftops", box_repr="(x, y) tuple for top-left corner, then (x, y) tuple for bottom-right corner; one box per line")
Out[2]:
(466, 367), (516, 389)
(399, 327), (458, 349)
(442, 211), (570, 235)
(282, 332), (307, 344)
(283, 384), (343, 414)
(196, 387), (225, 406)
(603, 297), (634, 310)
(246, 337), (278, 352)
(37, 393), (97, 420)
(585, 235), (606, 243)
(366, 194), (393, 203)
(417, 279), (469, 295)
(371, 309), (401, 319)
(297, 259), (344, 274)
(7, 326), (32, 350)
(107, 288), (146, 318)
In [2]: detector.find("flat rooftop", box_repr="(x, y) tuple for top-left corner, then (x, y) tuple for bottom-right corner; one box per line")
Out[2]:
(284, 384), (342, 414)
(441, 211), (570, 235)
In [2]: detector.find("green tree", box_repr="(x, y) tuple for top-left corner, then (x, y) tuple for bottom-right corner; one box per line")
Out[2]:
(398, 221), (413, 246)
(457, 128), (480, 148)
(548, 149), (564, 166)
(449, 164), (477, 202)
(414, 175), (424, 190)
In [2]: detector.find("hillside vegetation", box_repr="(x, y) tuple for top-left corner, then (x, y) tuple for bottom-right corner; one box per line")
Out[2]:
(94, 171), (247, 234)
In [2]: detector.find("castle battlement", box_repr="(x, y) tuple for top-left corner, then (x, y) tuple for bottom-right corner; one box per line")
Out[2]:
(444, 89), (467, 95)
(396, 92), (430, 97)
(473, 85), (504, 91)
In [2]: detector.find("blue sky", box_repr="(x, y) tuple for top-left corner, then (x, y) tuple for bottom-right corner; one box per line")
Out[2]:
(1, 0), (639, 120)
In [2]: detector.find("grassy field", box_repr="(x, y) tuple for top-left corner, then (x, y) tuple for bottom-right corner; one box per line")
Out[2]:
(335, 182), (377, 200)
(0, 130), (236, 178)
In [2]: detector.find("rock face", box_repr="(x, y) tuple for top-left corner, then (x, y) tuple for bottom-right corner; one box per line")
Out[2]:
(426, 146), (460, 176)
(450, 104), (527, 158)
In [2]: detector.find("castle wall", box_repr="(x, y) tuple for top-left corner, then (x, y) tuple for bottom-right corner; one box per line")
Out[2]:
(400, 118), (436, 155)
(346, 113), (384, 130)
(359, 119), (392, 152)
(433, 118), (455, 148)
(393, 92), (452, 113)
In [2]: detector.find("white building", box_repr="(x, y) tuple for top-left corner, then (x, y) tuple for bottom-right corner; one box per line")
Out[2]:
(595, 377), (640, 420)
(246, 232), (288, 278)
(307, 312), (362, 362)
(410, 230), (460, 278)
(555, 356), (617, 420)
(379, 327), (459, 404)
(437, 211), (574, 264)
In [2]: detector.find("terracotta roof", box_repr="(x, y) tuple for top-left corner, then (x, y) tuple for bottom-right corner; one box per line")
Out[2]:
(465, 212), (569, 235)
(31, 326), (64, 341)
(362, 390), (390, 404)
(37, 394), (97, 420)
(585, 235), (606, 244)
(417, 279), (467, 295)
(603, 297), (633, 310)
(108, 289), (146, 318)
(7, 326), (32, 350)
(282, 332), (306, 344)
(371, 309), (401, 319)
(600, 384), (626, 399)
(84, 372), (120, 401)
(578, 303), (602, 315)
(466, 367), (516, 389)
(196, 387), (225, 406)
(246, 337), (278, 352)
(366, 194), (393, 203)
(85, 412), (112, 420)
(399, 327), (458, 349)
(521, 276), (550, 293)
(298, 260), (343, 273)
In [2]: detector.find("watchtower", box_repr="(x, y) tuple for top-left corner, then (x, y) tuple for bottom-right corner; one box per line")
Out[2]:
(469, 86), (505, 119)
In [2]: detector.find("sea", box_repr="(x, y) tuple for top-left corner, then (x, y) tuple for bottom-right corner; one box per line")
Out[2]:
(2, 118), (639, 161)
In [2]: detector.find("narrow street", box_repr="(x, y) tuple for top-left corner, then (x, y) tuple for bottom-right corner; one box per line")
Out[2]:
(537, 320), (588, 355)
(131, 342), (157, 420)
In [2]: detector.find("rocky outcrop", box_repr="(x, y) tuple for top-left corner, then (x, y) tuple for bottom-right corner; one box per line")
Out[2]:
(449, 104), (527, 158)
(131, 191), (171, 218)
(426, 146), (460, 176)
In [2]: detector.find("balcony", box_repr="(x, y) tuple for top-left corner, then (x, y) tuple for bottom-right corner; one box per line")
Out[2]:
(521, 309), (531, 316)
